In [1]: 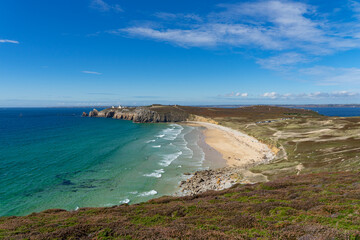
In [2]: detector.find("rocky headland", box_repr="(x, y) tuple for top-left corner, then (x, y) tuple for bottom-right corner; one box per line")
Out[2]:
(87, 105), (189, 123)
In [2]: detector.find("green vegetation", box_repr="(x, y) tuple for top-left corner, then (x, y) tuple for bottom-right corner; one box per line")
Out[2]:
(1, 172), (359, 239)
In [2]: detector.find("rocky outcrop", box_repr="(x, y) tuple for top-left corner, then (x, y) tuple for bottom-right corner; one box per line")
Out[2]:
(88, 109), (99, 117)
(178, 167), (269, 196)
(88, 105), (189, 123)
(82, 112), (88, 117)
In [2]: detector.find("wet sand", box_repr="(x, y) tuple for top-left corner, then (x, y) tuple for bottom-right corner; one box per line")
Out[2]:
(187, 121), (274, 168)
(197, 126), (228, 169)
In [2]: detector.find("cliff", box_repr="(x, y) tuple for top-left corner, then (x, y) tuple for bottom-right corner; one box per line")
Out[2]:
(88, 105), (189, 123)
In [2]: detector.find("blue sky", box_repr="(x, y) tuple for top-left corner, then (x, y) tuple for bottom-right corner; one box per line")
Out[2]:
(1, 0), (360, 106)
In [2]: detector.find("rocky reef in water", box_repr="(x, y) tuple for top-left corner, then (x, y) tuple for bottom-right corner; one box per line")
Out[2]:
(87, 105), (189, 123)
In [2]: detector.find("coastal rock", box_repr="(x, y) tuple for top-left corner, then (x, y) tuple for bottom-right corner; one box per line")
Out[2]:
(178, 167), (269, 196)
(82, 112), (88, 117)
(88, 105), (189, 123)
(89, 109), (99, 117)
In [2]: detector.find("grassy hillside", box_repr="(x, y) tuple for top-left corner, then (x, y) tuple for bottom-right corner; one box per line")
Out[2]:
(179, 106), (360, 180)
(1, 172), (359, 239)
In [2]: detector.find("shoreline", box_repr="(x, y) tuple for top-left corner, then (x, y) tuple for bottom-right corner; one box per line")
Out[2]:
(191, 121), (275, 167)
(197, 126), (228, 170)
(178, 121), (275, 195)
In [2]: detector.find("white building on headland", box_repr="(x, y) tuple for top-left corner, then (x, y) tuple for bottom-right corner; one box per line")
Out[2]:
(112, 105), (124, 109)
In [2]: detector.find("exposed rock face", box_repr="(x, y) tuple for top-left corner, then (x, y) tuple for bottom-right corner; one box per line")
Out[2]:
(88, 105), (189, 123)
(178, 167), (269, 196)
(88, 109), (99, 117)
(81, 112), (88, 117)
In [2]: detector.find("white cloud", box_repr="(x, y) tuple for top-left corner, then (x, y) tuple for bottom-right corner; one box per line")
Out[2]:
(120, 27), (217, 47)
(225, 92), (248, 97)
(222, 90), (359, 100)
(119, 0), (360, 54)
(262, 92), (279, 99)
(90, 0), (123, 13)
(114, 0), (360, 75)
(82, 71), (102, 75)
(0, 39), (19, 44)
(261, 91), (359, 99)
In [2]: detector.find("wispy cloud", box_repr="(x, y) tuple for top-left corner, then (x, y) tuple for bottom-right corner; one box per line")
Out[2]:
(300, 66), (360, 85)
(349, 0), (360, 19)
(118, 1), (360, 52)
(261, 91), (359, 99)
(221, 90), (359, 100)
(224, 92), (248, 97)
(90, 0), (123, 13)
(0, 39), (19, 44)
(119, 27), (217, 47)
(112, 0), (360, 77)
(257, 52), (311, 70)
(154, 12), (202, 22)
(82, 71), (102, 75)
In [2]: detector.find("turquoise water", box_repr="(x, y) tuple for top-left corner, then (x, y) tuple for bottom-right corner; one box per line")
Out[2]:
(0, 108), (206, 216)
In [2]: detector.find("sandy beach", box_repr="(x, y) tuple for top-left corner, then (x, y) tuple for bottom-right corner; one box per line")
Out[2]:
(197, 126), (228, 170)
(178, 121), (275, 195)
(188, 121), (275, 168)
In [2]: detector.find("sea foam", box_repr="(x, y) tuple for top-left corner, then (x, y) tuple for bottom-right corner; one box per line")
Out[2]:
(143, 169), (165, 178)
(138, 190), (158, 197)
(119, 199), (130, 204)
(159, 151), (182, 167)
(162, 124), (184, 141)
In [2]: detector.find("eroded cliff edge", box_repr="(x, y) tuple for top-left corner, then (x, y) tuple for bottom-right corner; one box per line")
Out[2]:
(87, 105), (189, 123)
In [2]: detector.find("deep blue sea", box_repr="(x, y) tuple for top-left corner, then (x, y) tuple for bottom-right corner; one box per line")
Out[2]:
(0, 108), (210, 216)
(299, 107), (360, 117)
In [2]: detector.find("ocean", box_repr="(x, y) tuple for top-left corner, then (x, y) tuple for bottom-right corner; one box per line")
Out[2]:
(299, 107), (360, 117)
(0, 108), (208, 216)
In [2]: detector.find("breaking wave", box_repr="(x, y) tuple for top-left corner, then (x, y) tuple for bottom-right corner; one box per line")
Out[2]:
(138, 190), (158, 197)
(143, 169), (165, 178)
(159, 151), (182, 167)
(119, 199), (130, 204)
